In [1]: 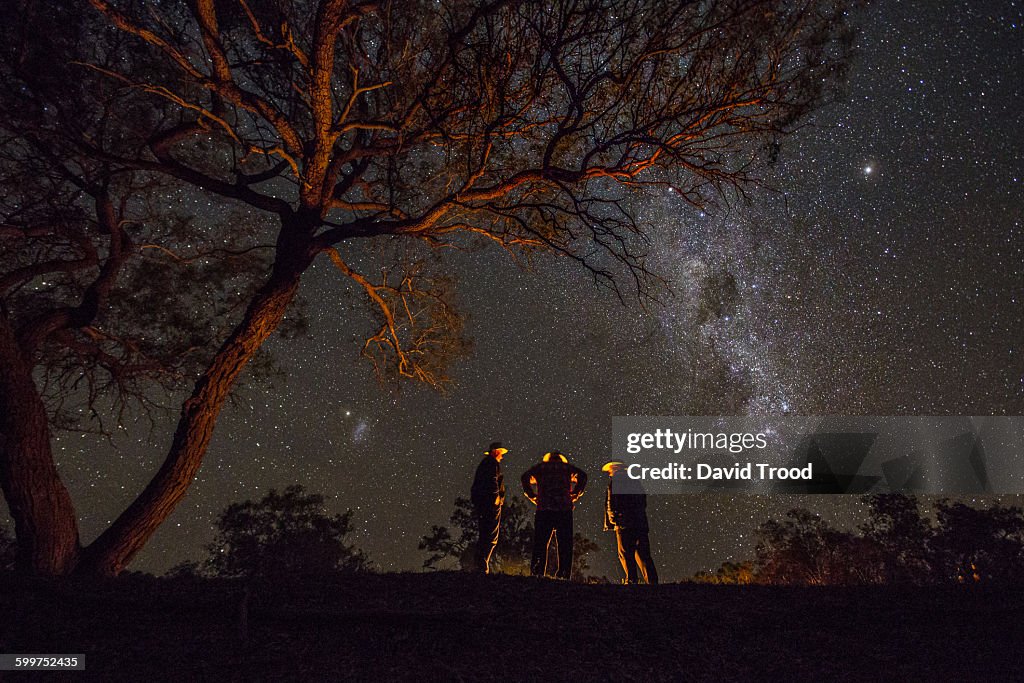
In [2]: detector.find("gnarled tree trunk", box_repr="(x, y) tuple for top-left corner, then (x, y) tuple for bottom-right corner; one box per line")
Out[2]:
(76, 233), (314, 577)
(0, 314), (81, 576)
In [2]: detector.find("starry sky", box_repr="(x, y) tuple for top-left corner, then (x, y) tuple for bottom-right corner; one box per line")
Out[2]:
(17, 0), (1024, 580)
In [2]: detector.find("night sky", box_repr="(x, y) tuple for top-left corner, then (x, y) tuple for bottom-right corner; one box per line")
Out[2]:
(19, 0), (1024, 580)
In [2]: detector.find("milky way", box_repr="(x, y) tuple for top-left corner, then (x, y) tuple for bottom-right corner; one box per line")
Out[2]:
(22, 0), (1023, 580)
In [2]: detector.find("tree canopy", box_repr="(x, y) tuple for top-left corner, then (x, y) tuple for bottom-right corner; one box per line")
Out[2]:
(736, 495), (1024, 586)
(174, 485), (371, 580)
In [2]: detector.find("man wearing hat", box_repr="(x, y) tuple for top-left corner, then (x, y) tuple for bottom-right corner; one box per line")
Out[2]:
(602, 461), (658, 585)
(521, 451), (588, 580)
(470, 441), (508, 573)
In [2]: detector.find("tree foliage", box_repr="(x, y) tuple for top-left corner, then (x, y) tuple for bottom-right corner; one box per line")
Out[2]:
(859, 492), (931, 583)
(748, 495), (1024, 586)
(691, 560), (755, 585)
(754, 508), (882, 585)
(0, 2), (281, 427)
(176, 485), (371, 580)
(930, 500), (1024, 584)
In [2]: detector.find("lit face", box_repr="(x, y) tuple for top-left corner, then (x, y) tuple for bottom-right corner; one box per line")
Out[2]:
(606, 464), (625, 477)
(492, 448), (507, 462)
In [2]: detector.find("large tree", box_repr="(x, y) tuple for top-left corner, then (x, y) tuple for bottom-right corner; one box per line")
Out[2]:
(1, 0), (857, 577)
(0, 1), (282, 575)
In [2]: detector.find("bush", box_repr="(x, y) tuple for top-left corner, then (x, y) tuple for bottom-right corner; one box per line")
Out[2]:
(172, 485), (371, 580)
(752, 495), (1024, 586)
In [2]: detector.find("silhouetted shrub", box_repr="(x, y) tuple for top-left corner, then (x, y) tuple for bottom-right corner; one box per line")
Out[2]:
(755, 509), (883, 585)
(692, 561), (755, 585)
(751, 495), (1024, 585)
(171, 485), (371, 580)
(930, 500), (1024, 584)
(858, 493), (932, 584)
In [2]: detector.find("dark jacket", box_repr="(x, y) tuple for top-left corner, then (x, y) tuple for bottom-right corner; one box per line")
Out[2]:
(604, 475), (649, 531)
(521, 455), (588, 512)
(471, 455), (504, 512)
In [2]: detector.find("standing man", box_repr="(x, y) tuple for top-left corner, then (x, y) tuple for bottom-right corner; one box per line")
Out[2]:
(521, 451), (588, 580)
(470, 441), (507, 573)
(602, 461), (658, 585)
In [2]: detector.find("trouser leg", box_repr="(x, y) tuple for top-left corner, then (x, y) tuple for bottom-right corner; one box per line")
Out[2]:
(616, 528), (639, 584)
(635, 531), (658, 585)
(531, 512), (556, 576)
(475, 509), (500, 573)
(554, 511), (574, 580)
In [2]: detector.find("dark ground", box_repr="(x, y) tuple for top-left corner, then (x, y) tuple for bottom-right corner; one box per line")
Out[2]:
(1, 571), (1022, 682)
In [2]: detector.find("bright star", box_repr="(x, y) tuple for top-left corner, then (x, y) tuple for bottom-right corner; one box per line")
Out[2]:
(864, 165), (873, 175)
